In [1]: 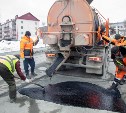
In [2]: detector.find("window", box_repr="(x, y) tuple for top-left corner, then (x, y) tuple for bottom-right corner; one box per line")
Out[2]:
(21, 26), (23, 29)
(21, 21), (23, 23)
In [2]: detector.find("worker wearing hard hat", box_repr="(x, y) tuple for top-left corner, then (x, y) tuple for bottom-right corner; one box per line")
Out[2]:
(108, 46), (126, 98)
(20, 31), (39, 79)
(0, 54), (31, 103)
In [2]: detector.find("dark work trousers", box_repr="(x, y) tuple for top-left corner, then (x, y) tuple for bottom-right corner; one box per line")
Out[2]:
(0, 63), (16, 99)
(23, 57), (35, 75)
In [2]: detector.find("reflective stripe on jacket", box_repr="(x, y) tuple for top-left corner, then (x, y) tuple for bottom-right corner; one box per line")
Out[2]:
(20, 36), (39, 58)
(0, 55), (18, 74)
(102, 35), (122, 46)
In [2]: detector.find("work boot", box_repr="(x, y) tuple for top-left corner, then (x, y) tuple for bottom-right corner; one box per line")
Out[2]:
(108, 82), (121, 98)
(115, 88), (121, 98)
(107, 82), (118, 90)
(10, 98), (16, 103)
(31, 72), (37, 76)
(26, 73), (31, 79)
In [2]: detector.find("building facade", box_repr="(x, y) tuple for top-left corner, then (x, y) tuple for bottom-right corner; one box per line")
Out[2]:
(110, 22), (126, 36)
(1, 19), (16, 41)
(0, 12), (40, 41)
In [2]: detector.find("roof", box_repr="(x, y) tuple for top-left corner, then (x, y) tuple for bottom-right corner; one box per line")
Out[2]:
(17, 12), (40, 21)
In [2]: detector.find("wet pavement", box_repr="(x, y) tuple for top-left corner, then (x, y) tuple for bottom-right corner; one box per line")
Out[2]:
(0, 52), (125, 113)
(19, 81), (126, 113)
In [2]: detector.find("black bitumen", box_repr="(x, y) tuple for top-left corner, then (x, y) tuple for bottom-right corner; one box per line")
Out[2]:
(18, 81), (126, 113)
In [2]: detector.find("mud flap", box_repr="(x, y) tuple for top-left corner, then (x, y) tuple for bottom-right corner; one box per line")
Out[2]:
(46, 53), (65, 77)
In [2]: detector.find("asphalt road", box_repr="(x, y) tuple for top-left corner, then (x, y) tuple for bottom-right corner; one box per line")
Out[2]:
(0, 49), (126, 113)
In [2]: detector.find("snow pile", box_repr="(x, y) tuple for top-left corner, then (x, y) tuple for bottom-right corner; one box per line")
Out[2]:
(0, 39), (46, 53)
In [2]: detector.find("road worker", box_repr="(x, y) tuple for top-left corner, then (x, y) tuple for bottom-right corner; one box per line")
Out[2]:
(102, 34), (123, 46)
(20, 31), (39, 79)
(98, 24), (123, 46)
(108, 46), (126, 98)
(0, 54), (31, 103)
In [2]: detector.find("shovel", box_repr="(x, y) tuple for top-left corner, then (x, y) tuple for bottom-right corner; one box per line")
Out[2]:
(14, 76), (45, 93)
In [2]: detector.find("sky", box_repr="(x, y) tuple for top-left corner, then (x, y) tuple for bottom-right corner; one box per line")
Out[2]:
(0, 0), (126, 25)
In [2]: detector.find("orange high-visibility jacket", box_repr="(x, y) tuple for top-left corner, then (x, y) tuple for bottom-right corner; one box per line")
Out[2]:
(20, 36), (39, 58)
(120, 39), (126, 46)
(102, 35), (122, 46)
(113, 54), (126, 79)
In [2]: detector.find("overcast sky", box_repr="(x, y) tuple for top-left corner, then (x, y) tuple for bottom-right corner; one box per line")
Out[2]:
(0, 0), (125, 25)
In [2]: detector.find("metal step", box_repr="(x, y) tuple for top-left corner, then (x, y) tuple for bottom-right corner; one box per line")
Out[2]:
(46, 53), (66, 77)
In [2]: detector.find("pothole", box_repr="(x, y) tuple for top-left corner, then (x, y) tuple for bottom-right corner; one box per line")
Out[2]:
(18, 81), (126, 113)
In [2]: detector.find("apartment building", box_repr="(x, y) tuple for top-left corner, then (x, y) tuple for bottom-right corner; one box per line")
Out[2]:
(110, 22), (126, 36)
(16, 13), (40, 40)
(0, 12), (40, 41)
(1, 19), (16, 41)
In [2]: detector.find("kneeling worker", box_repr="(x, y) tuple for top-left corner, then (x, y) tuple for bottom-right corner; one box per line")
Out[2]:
(108, 46), (126, 98)
(0, 54), (31, 103)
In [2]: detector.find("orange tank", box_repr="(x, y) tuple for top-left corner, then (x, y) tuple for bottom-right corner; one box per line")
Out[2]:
(44, 0), (108, 48)
(44, 0), (110, 78)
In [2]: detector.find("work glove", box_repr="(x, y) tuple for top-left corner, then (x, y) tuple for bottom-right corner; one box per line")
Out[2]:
(25, 78), (31, 83)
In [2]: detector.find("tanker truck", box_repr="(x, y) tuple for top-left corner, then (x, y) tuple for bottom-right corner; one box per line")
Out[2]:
(42, 0), (110, 78)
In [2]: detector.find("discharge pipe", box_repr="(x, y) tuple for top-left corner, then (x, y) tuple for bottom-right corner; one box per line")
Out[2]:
(58, 0), (93, 4)
(86, 0), (93, 4)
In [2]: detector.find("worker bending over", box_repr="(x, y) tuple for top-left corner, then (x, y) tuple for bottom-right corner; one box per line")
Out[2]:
(0, 54), (31, 103)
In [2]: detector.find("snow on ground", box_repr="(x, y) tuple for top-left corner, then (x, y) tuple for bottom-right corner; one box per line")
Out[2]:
(0, 39), (46, 53)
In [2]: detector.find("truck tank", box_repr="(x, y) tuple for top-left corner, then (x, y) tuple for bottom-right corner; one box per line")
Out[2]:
(42, 0), (110, 79)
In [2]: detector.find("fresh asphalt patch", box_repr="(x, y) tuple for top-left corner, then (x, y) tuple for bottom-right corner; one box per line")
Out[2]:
(19, 81), (126, 113)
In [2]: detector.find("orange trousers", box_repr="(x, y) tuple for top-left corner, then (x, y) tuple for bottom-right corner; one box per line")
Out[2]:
(115, 58), (126, 79)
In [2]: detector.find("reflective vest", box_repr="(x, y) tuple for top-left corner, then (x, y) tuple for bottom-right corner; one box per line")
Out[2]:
(20, 36), (39, 58)
(102, 35), (122, 46)
(20, 36), (34, 58)
(102, 35), (126, 46)
(0, 55), (18, 74)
